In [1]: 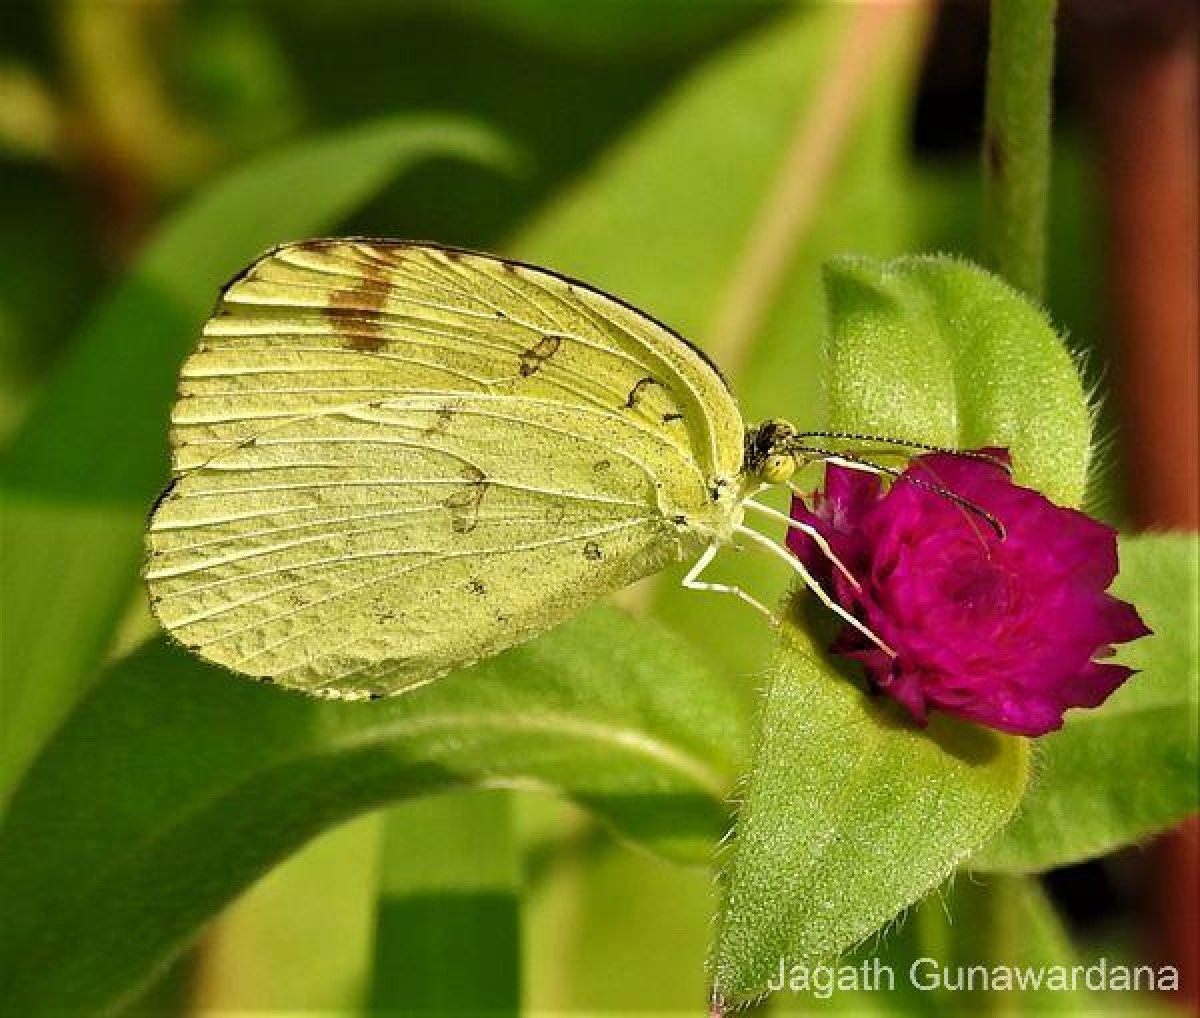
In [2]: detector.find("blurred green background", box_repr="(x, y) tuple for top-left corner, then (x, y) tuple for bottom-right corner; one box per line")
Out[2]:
(1, 1), (1191, 1015)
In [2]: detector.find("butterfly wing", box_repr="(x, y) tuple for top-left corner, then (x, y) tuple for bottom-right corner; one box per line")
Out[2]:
(146, 240), (744, 696)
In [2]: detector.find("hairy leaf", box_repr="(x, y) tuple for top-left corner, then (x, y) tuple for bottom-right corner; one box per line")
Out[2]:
(711, 623), (1029, 1007)
(823, 255), (1092, 507)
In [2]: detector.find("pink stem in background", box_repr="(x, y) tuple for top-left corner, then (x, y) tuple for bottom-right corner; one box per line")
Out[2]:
(1077, 0), (1198, 1009)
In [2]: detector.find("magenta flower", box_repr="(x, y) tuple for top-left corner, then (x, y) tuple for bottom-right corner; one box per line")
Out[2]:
(787, 449), (1150, 737)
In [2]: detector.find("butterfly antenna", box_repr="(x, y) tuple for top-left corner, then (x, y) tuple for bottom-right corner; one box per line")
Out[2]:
(792, 431), (1012, 474)
(792, 445), (1007, 540)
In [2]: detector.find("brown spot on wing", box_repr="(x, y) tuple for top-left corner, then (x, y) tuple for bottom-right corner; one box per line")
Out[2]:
(624, 376), (660, 409)
(324, 254), (392, 352)
(519, 334), (562, 377)
(422, 402), (458, 438)
(444, 464), (488, 533)
(343, 331), (387, 353)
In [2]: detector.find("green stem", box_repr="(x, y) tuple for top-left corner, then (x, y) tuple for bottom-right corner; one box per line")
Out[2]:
(981, 0), (1058, 299)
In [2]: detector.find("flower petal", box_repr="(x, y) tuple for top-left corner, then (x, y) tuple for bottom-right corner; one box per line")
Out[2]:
(786, 448), (1149, 738)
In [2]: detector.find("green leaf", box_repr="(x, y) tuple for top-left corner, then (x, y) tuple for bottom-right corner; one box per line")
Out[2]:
(710, 623), (1029, 1007)
(824, 255), (1092, 507)
(367, 791), (520, 1015)
(445, 0), (768, 57)
(0, 607), (748, 1017)
(0, 116), (513, 800)
(978, 533), (1199, 873)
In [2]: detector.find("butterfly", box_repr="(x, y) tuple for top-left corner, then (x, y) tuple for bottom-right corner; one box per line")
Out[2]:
(145, 239), (905, 698)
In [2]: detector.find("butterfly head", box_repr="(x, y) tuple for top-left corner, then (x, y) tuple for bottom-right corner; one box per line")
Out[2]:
(744, 418), (800, 486)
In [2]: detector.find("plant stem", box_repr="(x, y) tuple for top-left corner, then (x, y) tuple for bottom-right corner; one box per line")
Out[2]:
(981, 0), (1058, 299)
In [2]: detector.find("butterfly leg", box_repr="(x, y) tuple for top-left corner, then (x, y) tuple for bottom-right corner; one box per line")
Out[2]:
(682, 543), (779, 626)
(742, 498), (861, 592)
(734, 524), (896, 658)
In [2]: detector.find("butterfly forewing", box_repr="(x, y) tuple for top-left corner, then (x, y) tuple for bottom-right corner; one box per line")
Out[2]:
(146, 240), (744, 696)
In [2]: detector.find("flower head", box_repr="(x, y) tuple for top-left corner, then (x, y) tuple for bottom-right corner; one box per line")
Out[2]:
(788, 449), (1150, 736)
